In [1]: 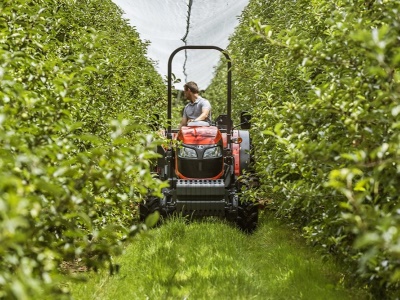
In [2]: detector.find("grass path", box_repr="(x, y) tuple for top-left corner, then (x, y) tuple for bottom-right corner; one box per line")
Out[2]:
(69, 214), (371, 299)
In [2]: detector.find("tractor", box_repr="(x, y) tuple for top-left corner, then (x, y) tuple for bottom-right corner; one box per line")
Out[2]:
(140, 46), (258, 233)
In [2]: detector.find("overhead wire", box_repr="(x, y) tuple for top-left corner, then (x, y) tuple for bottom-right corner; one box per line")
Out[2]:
(181, 0), (193, 82)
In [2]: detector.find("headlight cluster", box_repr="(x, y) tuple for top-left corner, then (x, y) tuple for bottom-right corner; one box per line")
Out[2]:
(178, 147), (197, 158)
(203, 146), (222, 158)
(178, 146), (222, 159)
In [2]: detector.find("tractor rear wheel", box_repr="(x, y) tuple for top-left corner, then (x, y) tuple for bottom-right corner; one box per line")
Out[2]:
(237, 201), (258, 233)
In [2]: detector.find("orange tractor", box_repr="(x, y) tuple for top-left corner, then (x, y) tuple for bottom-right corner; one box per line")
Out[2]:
(140, 46), (258, 232)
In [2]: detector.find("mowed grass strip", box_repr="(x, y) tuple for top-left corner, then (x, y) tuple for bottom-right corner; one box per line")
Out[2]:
(69, 214), (370, 299)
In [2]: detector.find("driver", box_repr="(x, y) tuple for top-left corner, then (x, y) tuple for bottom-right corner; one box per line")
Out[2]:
(179, 81), (211, 128)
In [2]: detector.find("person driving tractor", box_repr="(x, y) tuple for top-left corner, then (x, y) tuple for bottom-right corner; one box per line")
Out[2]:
(140, 46), (258, 233)
(179, 81), (211, 128)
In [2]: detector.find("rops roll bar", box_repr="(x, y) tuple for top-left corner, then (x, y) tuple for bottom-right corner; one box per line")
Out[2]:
(167, 45), (232, 143)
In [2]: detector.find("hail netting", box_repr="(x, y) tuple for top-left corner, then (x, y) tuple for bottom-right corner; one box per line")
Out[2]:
(112, 0), (249, 90)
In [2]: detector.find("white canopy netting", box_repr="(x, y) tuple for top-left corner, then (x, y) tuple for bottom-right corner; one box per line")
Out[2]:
(111, 0), (249, 90)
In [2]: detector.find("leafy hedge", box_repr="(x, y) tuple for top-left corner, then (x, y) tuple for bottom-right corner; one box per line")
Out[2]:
(0, 0), (165, 298)
(207, 0), (400, 297)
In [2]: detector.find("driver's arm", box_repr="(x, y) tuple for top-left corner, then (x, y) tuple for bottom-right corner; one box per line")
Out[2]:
(193, 107), (210, 122)
(179, 115), (188, 129)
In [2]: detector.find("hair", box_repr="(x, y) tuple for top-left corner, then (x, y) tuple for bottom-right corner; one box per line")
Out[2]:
(184, 81), (199, 93)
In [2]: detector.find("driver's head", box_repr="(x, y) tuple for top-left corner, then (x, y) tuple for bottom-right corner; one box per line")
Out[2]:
(184, 81), (199, 94)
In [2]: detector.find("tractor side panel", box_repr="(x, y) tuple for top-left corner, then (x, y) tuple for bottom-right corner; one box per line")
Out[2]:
(232, 130), (251, 175)
(232, 131), (241, 176)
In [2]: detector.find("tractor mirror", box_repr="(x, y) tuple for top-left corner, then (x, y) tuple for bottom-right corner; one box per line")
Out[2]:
(240, 111), (251, 129)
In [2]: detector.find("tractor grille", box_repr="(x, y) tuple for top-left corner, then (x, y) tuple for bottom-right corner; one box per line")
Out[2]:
(177, 157), (223, 179)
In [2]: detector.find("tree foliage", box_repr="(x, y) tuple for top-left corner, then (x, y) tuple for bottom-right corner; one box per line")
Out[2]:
(207, 0), (400, 297)
(0, 0), (165, 298)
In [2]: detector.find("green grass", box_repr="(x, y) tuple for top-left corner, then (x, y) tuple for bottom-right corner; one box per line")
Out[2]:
(67, 214), (371, 300)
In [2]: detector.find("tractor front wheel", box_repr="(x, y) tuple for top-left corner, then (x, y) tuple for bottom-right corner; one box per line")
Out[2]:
(139, 196), (163, 222)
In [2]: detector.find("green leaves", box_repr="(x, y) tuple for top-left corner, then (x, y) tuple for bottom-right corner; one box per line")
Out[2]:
(145, 211), (160, 229)
(207, 0), (400, 296)
(0, 0), (166, 298)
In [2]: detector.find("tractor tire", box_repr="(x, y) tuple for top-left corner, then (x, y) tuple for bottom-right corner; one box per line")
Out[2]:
(139, 196), (164, 222)
(237, 201), (258, 233)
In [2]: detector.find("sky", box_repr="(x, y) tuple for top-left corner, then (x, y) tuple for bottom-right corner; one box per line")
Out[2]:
(111, 0), (249, 90)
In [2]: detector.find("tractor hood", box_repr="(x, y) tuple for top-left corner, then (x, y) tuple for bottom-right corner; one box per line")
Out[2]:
(177, 126), (222, 145)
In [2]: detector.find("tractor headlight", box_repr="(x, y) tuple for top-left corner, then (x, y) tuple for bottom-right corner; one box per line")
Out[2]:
(178, 147), (197, 158)
(203, 146), (222, 159)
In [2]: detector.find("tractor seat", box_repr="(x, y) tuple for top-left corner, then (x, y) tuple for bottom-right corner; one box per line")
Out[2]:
(187, 121), (210, 127)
